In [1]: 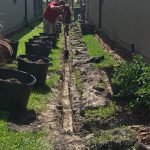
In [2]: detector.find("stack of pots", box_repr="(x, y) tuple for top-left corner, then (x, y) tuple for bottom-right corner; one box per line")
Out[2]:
(9, 40), (19, 59)
(56, 22), (62, 34)
(80, 23), (94, 35)
(18, 33), (54, 86)
(0, 38), (37, 111)
(0, 23), (63, 111)
(18, 25), (63, 86)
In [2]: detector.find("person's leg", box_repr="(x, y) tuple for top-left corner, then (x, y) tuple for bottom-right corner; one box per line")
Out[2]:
(43, 19), (50, 33)
(49, 21), (56, 33)
(64, 23), (69, 35)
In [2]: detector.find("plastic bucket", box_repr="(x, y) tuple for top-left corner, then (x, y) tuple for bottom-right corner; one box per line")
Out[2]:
(18, 54), (51, 85)
(0, 68), (36, 111)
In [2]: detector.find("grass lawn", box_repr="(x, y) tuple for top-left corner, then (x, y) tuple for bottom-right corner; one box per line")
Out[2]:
(83, 35), (118, 68)
(0, 21), (62, 149)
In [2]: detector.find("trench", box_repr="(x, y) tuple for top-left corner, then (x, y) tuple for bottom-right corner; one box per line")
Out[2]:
(61, 35), (73, 132)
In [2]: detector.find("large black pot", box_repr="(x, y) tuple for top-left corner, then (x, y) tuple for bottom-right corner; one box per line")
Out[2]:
(80, 23), (94, 35)
(9, 40), (19, 59)
(27, 40), (52, 52)
(32, 36), (57, 48)
(0, 68), (36, 111)
(40, 32), (58, 39)
(18, 55), (51, 85)
(25, 42), (51, 58)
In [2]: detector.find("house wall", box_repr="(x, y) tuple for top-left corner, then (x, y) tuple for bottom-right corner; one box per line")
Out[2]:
(0, 0), (41, 35)
(0, 0), (25, 33)
(87, 0), (150, 61)
(27, 0), (34, 21)
(88, 0), (99, 27)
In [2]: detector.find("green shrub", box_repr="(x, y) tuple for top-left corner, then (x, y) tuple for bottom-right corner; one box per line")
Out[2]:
(112, 55), (150, 108)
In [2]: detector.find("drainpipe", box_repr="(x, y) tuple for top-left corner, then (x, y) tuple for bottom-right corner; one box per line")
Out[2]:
(41, 0), (43, 16)
(24, 0), (28, 25)
(99, 0), (102, 28)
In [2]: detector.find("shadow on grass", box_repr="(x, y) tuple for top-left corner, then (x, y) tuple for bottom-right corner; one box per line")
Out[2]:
(33, 84), (51, 94)
(9, 109), (37, 125)
(9, 21), (42, 41)
(97, 31), (133, 61)
(103, 67), (150, 126)
(0, 109), (37, 125)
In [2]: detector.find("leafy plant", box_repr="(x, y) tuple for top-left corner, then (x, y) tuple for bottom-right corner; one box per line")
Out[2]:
(112, 55), (150, 109)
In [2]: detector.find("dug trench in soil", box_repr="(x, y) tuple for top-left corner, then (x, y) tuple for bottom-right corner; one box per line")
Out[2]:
(67, 22), (150, 149)
(53, 29), (90, 150)
(53, 22), (139, 150)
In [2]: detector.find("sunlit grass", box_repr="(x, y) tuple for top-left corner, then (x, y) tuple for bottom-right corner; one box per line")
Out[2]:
(84, 102), (118, 120)
(0, 120), (50, 150)
(83, 35), (117, 68)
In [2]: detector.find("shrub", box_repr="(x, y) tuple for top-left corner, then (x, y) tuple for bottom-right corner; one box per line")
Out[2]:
(112, 55), (150, 109)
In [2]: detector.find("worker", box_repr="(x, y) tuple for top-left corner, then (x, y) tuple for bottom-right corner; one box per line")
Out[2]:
(63, 4), (71, 35)
(43, 0), (66, 33)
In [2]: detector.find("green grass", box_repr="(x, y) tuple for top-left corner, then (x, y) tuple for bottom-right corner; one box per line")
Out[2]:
(4, 63), (17, 69)
(83, 35), (118, 68)
(74, 68), (82, 92)
(0, 121), (49, 150)
(92, 127), (136, 145)
(84, 102), (118, 120)
(28, 73), (60, 111)
(48, 36), (62, 72)
(0, 21), (62, 149)
(10, 21), (43, 55)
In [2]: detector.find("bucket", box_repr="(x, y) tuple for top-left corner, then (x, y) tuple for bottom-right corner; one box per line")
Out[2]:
(0, 68), (36, 111)
(25, 42), (51, 58)
(18, 54), (51, 85)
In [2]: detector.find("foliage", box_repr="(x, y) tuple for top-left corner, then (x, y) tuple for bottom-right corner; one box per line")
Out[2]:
(112, 55), (150, 109)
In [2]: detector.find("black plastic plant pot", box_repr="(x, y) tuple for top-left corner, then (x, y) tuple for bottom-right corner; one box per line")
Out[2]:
(18, 55), (51, 86)
(27, 40), (52, 51)
(29, 38), (52, 44)
(25, 43), (51, 58)
(40, 32), (59, 39)
(80, 23), (94, 35)
(0, 68), (36, 111)
(32, 36), (57, 48)
(9, 40), (19, 59)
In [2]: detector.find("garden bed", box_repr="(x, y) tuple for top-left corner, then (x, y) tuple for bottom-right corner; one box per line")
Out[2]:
(66, 22), (150, 149)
